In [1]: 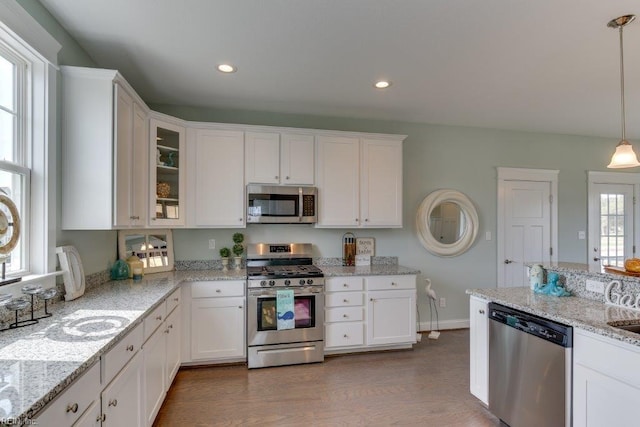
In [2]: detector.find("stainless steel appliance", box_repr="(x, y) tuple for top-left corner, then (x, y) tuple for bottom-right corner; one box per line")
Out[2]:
(246, 185), (317, 224)
(488, 303), (572, 427)
(246, 243), (324, 368)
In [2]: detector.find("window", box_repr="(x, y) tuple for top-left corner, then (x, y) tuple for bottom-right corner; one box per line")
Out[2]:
(0, 42), (30, 278)
(0, 1), (61, 291)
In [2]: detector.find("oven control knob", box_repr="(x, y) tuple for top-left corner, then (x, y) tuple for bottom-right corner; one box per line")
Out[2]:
(284, 280), (291, 286)
(299, 279), (306, 285)
(307, 279), (314, 285)
(260, 280), (267, 287)
(268, 280), (275, 287)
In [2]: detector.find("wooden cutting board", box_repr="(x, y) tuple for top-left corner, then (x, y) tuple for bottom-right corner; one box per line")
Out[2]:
(604, 265), (640, 277)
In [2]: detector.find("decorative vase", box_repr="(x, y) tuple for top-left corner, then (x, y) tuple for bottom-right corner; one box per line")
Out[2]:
(157, 182), (171, 199)
(234, 256), (242, 270)
(221, 257), (229, 271)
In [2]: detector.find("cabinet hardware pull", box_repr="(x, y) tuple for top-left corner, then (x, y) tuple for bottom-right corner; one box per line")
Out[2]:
(238, 306), (243, 309)
(151, 217), (156, 221)
(391, 282), (397, 286)
(174, 297), (179, 301)
(504, 259), (514, 264)
(216, 289), (221, 293)
(285, 176), (289, 180)
(343, 299), (348, 303)
(239, 218), (243, 222)
(98, 414), (106, 422)
(479, 309), (485, 314)
(109, 399), (118, 407)
(164, 328), (170, 334)
(156, 315), (162, 321)
(365, 218), (369, 222)
(126, 345), (134, 351)
(593, 257), (601, 261)
(343, 283), (348, 287)
(66, 403), (79, 413)
(168, 324), (173, 329)
(343, 334), (348, 338)
(370, 298), (374, 302)
(355, 218), (359, 222)
(343, 314), (348, 318)
(129, 215), (140, 220)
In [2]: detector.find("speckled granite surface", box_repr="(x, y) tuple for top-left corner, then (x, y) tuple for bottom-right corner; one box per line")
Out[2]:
(313, 256), (399, 266)
(0, 269), (244, 426)
(320, 264), (420, 276)
(467, 287), (640, 348)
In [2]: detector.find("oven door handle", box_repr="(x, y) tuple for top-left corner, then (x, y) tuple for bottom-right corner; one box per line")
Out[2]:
(250, 290), (322, 298)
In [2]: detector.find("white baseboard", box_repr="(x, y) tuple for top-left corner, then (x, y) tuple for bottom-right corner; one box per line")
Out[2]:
(418, 318), (469, 332)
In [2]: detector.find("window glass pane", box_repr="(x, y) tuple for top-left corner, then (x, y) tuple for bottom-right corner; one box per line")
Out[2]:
(0, 169), (24, 276)
(0, 55), (14, 110)
(0, 110), (14, 162)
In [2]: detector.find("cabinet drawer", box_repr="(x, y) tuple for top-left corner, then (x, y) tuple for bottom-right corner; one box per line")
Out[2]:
(102, 321), (143, 386)
(325, 291), (364, 308)
(326, 306), (364, 323)
(143, 302), (166, 343)
(366, 275), (415, 291)
(326, 322), (365, 348)
(325, 277), (364, 292)
(166, 287), (181, 314)
(34, 362), (100, 426)
(191, 280), (245, 298)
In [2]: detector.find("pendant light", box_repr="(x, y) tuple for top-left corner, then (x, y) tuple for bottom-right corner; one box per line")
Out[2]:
(607, 15), (640, 168)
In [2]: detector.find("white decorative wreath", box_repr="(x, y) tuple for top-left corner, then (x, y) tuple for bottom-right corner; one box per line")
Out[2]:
(0, 194), (21, 256)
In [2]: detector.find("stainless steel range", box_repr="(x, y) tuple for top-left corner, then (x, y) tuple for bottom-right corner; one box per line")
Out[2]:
(246, 243), (325, 369)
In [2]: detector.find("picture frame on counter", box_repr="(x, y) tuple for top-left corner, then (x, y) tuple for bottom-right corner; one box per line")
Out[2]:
(356, 238), (375, 256)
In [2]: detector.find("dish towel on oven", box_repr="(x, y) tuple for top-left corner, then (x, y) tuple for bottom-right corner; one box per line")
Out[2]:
(276, 289), (295, 330)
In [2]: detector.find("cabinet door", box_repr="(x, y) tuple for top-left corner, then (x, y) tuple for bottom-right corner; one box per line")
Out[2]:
(469, 296), (489, 405)
(281, 133), (314, 185)
(102, 350), (144, 427)
(316, 135), (360, 227)
(114, 84), (134, 228)
(150, 118), (185, 226)
(360, 138), (402, 227)
(191, 297), (245, 361)
(574, 364), (640, 427)
(130, 102), (148, 227)
(165, 304), (182, 386)
(367, 289), (416, 346)
(143, 326), (166, 427)
(191, 129), (245, 227)
(245, 131), (280, 184)
(72, 399), (101, 427)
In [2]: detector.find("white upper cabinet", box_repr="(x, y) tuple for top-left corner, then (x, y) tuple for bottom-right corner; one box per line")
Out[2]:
(61, 66), (149, 230)
(149, 115), (186, 227)
(187, 127), (245, 228)
(245, 131), (314, 185)
(316, 134), (404, 228)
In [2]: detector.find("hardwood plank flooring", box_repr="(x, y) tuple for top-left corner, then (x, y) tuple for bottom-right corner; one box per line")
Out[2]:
(154, 329), (500, 426)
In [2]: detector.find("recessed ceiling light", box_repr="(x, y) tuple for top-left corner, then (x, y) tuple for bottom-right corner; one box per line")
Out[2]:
(217, 64), (237, 73)
(374, 80), (391, 89)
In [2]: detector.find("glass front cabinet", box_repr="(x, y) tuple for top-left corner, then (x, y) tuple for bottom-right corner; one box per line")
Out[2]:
(150, 117), (186, 226)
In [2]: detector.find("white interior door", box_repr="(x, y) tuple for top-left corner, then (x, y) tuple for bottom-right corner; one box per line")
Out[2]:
(497, 168), (558, 288)
(588, 183), (634, 270)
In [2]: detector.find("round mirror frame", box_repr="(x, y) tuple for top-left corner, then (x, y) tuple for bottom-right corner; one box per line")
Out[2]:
(416, 189), (479, 257)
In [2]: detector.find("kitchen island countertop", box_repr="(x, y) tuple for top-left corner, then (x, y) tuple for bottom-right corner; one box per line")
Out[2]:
(467, 287), (640, 348)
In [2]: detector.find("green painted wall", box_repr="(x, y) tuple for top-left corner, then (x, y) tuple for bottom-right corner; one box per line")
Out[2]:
(19, 1), (627, 323)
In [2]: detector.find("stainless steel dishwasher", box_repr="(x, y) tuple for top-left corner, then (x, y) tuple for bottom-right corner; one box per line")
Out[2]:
(488, 303), (572, 427)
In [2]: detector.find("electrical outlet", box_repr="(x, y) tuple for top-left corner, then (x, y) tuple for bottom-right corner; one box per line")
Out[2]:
(585, 279), (605, 294)
(439, 297), (446, 308)
(208, 239), (216, 250)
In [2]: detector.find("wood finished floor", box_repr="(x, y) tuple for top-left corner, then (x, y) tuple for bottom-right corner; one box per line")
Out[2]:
(153, 329), (500, 426)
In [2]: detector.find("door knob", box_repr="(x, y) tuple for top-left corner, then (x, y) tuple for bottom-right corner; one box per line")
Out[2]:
(504, 259), (514, 264)
(593, 257), (601, 261)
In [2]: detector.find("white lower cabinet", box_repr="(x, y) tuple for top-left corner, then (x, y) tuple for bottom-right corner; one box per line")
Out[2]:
(324, 275), (416, 352)
(102, 350), (144, 426)
(469, 296), (489, 405)
(573, 328), (640, 427)
(184, 280), (246, 363)
(143, 320), (166, 426)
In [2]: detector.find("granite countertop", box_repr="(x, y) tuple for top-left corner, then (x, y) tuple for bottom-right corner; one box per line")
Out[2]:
(320, 264), (420, 277)
(467, 287), (640, 348)
(0, 269), (245, 425)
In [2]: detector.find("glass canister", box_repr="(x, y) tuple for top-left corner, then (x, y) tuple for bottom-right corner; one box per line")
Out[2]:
(126, 255), (144, 280)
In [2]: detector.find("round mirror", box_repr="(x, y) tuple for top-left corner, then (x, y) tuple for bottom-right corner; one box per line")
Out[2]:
(416, 189), (478, 257)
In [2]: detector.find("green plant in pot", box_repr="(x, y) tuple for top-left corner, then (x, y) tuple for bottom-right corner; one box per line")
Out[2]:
(232, 233), (244, 269)
(219, 247), (231, 270)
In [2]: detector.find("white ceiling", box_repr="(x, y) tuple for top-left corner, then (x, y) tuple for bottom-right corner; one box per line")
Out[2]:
(37, 0), (640, 139)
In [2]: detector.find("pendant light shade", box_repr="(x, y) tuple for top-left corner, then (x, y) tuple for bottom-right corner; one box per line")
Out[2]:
(607, 15), (640, 168)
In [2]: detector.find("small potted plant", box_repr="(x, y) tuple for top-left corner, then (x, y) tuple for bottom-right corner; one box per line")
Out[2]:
(232, 233), (244, 269)
(219, 247), (230, 270)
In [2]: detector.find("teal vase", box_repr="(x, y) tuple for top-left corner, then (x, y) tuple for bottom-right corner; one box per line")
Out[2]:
(110, 259), (130, 280)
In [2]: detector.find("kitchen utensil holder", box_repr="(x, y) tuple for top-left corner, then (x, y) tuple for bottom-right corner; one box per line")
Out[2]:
(0, 285), (57, 331)
(342, 232), (356, 266)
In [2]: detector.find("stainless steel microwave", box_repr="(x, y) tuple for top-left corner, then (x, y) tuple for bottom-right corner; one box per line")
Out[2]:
(246, 185), (317, 224)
